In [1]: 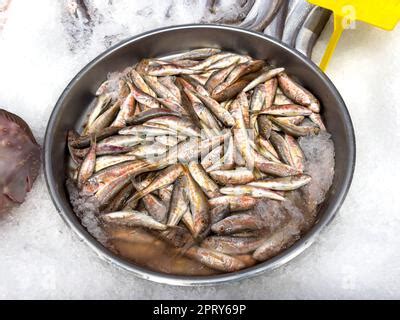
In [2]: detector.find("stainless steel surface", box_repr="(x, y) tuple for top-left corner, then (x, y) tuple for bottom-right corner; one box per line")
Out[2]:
(44, 24), (355, 286)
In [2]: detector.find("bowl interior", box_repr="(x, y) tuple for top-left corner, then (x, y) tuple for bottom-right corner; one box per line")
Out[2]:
(44, 25), (355, 285)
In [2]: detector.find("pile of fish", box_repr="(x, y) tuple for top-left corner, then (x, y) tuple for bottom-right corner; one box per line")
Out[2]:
(67, 48), (327, 273)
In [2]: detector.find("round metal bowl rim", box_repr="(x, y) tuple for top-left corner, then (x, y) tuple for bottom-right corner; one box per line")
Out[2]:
(44, 23), (356, 286)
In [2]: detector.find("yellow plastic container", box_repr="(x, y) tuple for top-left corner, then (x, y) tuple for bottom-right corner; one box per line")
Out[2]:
(308, 0), (400, 71)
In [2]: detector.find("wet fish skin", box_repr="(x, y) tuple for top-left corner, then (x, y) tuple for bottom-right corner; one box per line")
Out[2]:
(95, 175), (132, 209)
(225, 60), (265, 87)
(262, 78), (278, 110)
(85, 100), (121, 134)
(211, 213), (266, 235)
(188, 161), (221, 198)
(155, 132), (230, 169)
(95, 155), (138, 172)
(122, 174), (155, 210)
(119, 124), (174, 137)
(213, 60), (263, 94)
(130, 69), (157, 97)
(145, 116), (201, 137)
(242, 67), (285, 93)
(207, 54), (249, 71)
(253, 222), (299, 261)
(205, 64), (236, 94)
(176, 80), (205, 128)
(67, 130), (83, 165)
(128, 142), (169, 159)
(158, 76), (182, 103)
(256, 78), (278, 139)
(158, 184), (173, 206)
(129, 82), (160, 109)
(277, 73), (320, 112)
(254, 153), (300, 177)
(187, 74), (212, 86)
(184, 167), (210, 238)
(203, 136), (235, 172)
(111, 85), (136, 127)
(143, 75), (178, 102)
(182, 87), (221, 130)
(209, 168), (256, 185)
(107, 227), (159, 244)
(255, 136), (281, 163)
(143, 63), (204, 76)
(209, 195), (258, 212)
(156, 97), (187, 115)
(194, 91), (235, 127)
(274, 93), (294, 105)
(284, 134), (305, 172)
(202, 236), (267, 255)
(220, 185), (285, 201)
(156, 226), (194, 248)
(257, 115), (273, 140)
(212, 79), (251, 102)
(185, 246), (246, 272)
(309, 113), (326, 131)
(257, 136), (279, 159)
(238, 90), (250, 128)
(269, 131), (294, 166)
(104, 183), (134, 212)
(233, 144), (246, 167)
(257, 104), (313, 116)
(250, 84), (268, 112)
(209, 204), (230, 225)
(181, 208), (196, 235)
(70, 126), (121, 149)
(248, 174), (311, 191)
(218, 136), (236, 170)
(201, 145), (224, 169)
(95, 80), (111, 97)
(164, 48), (222, 61)
(155, 135), (186, 147)
(131, 179), (168, 223)
(126, 163), (184, 204)
(275, 116), (305, 125)
(100, 210), (167, 231)
(95, 135), (151, 156)
(230, 93), (255, 170)
(83, 160), (151, 195)
(189, 52), (236, 71)
(77, 136), (96, 189)
(85, 94), (112, 134)
(269, 116), (320, 137)
(167, 175), (189, 226)
(126, 108), (180, 125)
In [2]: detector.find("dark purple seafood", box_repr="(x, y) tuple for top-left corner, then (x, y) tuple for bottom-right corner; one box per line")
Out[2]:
(0, 109), (41, 214)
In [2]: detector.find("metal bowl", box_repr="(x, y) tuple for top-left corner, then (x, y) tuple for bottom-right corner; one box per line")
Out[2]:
(44, 24), (355, 286)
